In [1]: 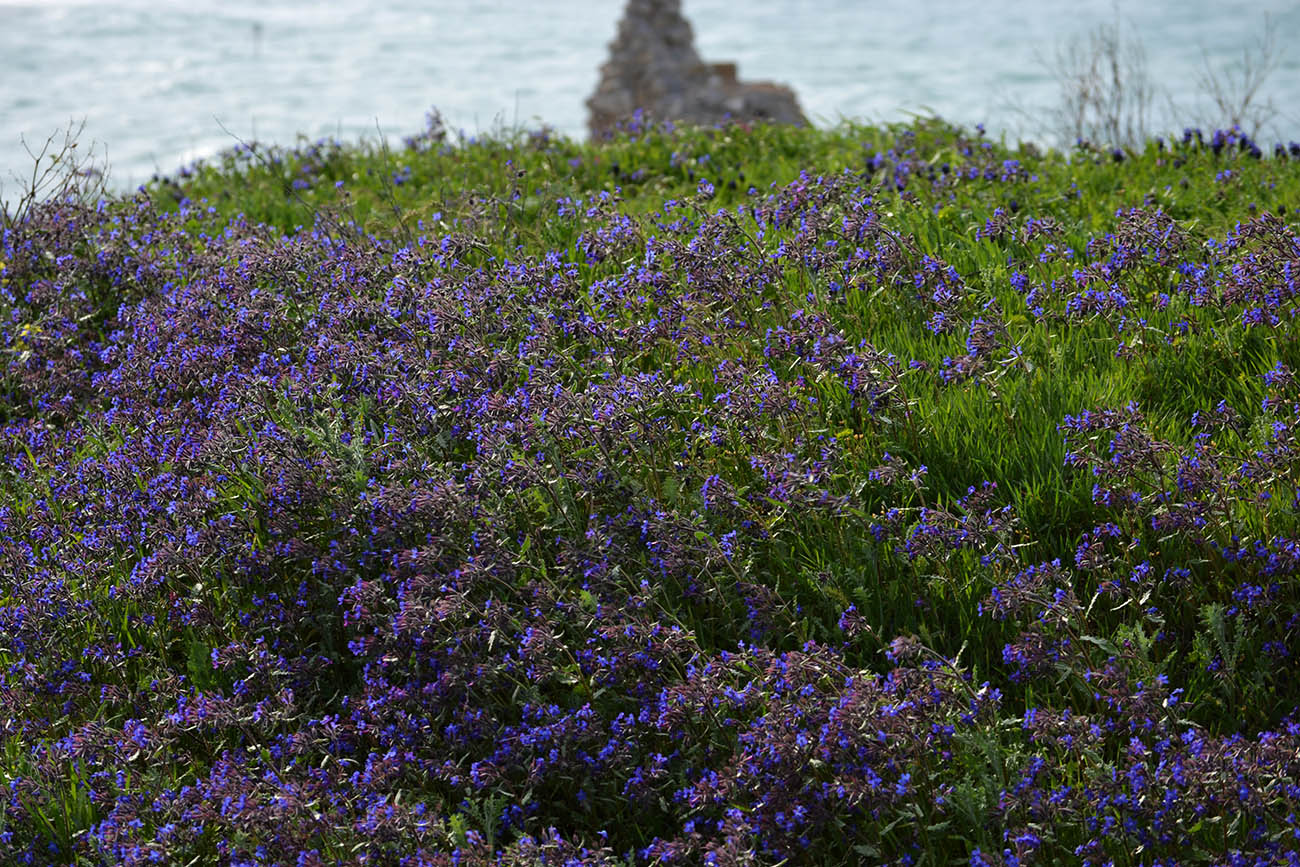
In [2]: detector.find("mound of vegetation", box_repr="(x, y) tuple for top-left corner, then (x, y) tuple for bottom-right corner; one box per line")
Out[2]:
(2, 115), (1300, 865)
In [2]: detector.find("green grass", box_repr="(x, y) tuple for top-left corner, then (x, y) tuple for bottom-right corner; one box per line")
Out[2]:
(149, 115), (1300, 710)
(4, 113), (1300, 862)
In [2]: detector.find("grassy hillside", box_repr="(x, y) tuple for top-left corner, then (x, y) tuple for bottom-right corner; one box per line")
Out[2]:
(2, 114), (1300, 865)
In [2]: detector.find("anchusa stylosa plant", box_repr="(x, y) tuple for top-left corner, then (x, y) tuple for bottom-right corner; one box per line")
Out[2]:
(2, 117), (1300, 865)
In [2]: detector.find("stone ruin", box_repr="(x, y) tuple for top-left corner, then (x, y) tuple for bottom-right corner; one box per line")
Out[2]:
(586, 0), (806, 137)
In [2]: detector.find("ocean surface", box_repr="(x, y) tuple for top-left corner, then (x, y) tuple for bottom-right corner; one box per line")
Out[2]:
(2, 0), (1299, 192)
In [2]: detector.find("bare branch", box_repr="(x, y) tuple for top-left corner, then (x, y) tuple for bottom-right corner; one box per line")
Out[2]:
(1044, 15), (1155, 152)
(1, 119), (110, 232)
(1194, 16), (1284, 139)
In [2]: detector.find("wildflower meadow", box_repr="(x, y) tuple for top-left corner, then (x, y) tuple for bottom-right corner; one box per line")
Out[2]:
(2, 114), (1300, 865)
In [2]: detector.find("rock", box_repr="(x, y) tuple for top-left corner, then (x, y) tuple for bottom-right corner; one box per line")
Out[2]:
(586, 0), (806, 137)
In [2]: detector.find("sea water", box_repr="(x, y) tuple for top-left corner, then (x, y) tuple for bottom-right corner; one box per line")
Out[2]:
(2, 0), (1298, 191)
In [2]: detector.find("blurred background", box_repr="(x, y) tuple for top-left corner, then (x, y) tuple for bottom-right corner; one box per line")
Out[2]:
(2, 0), (1298, 191)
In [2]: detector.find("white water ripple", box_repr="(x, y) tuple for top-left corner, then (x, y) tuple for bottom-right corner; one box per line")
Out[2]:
(1, 0), (1298, 191)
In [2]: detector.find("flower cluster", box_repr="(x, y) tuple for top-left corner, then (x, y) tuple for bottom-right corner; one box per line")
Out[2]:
(2, 117), (1300, 865)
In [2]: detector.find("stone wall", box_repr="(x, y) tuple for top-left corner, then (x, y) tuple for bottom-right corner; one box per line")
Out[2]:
(586, 0), (806, 137)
